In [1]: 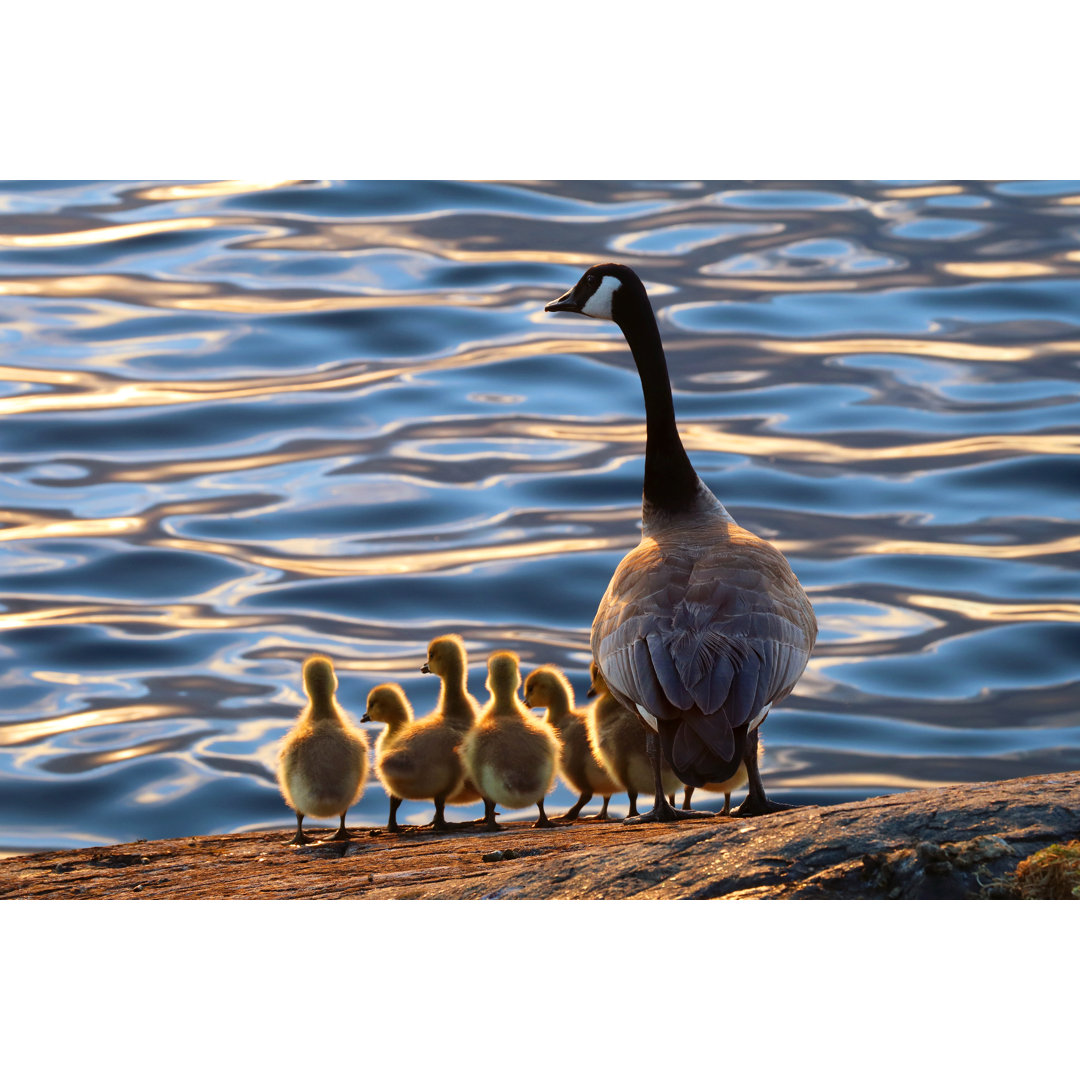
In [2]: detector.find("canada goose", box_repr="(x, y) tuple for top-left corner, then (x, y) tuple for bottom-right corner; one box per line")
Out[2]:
(523, 664), (620, 821)
(277, 655), (369, 845)
(362, 683), (469, 832)
(585, 661), (680, 817)
(420, 634), (483, 810)
(460, 651), (561, 829)
(547, 264), (816, 822)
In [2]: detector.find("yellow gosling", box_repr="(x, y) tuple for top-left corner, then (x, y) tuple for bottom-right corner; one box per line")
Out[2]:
(421, 634), (483, 808)
(278, 655), (368, 845)
(523, 665), (619, 821)
(585, 661), (679, 817)
(460, 651), (561, 830)
(362, 682), (470, 832)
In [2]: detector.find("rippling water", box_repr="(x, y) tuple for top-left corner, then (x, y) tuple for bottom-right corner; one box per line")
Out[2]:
(1, 179), (1078, 855)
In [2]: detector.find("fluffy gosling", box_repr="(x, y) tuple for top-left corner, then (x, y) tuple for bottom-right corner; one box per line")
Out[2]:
(460, 651), (561, 829)
(363, 682), (470, 832)
(523, 664), (620, 821)
(421, 634), (483, 809)
(585, 661), (679, 817)
(278, 655), (368, 845)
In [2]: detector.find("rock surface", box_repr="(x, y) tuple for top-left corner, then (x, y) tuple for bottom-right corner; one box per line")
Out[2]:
(2, 771), (1077, 899)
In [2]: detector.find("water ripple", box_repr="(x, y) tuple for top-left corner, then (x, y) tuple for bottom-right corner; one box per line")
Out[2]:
(1, 179), (1078, 853)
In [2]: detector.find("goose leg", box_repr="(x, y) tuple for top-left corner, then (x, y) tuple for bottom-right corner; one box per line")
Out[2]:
(683, 786), (695, 811)
(732, 725), (796, 817)
(387, 796), (403, 833)
(623, 733), (714, 824)
(560, 790), (592, 822)
(534, 798), (556, 828)
(329, 812), (350, 841)
(287, 812), (310, 846)
(482, 798), (501, 831)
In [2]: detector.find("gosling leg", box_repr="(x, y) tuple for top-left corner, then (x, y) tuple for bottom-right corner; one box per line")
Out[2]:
(723, 792), (732, 815)
(560, 790), (592, 822)
(732, 724), (796, 817)
(287, 812), (309, 846)
(387, 796), (403, 833)
(596, 795), (612, 821)
(329, 812), (350, 841)
(627, 790), (639, 817)
(683, 786), (695, 811)
(534, 798), (556, 828)
(482, 798), (501, 831)
(623, 733), (714, 824)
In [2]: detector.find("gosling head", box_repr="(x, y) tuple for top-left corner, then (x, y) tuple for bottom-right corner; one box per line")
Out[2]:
(523, 666), (572, 710)
(485, 651), (522, 697)
(303, 655), (338, 701)
(544, 263), (645, 324)
(361, 683), (413, 727)
(422, 633), (467, 677)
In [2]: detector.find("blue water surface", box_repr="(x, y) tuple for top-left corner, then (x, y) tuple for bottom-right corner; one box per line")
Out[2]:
(0, 179), (1078, 853)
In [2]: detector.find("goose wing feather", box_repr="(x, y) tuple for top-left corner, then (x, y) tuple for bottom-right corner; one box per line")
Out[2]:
(592, 527), (816, 755)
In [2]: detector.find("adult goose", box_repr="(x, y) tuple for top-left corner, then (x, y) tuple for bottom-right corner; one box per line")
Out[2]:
(545, 263), (816, 822)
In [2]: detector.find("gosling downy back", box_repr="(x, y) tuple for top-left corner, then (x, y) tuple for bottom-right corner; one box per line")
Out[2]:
(277, 655), (369, 841)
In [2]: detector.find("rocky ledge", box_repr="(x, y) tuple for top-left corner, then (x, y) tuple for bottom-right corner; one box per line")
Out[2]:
(2, 771), (1077, 900)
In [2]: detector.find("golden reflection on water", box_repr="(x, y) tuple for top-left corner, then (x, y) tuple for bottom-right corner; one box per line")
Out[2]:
(137, 180), (301, 202)
(878, 185), (967, 199)
(908, 594), (1080, 624)
(0, 515), (142, 543)
(0, 217), (225, 249)
(770, 337), (1044, 363)
(942, 260), (1060, 279)
(0, 703), (188, 748)
(155, 533), (630, 579)
(0, 337), (620, 418)
(774, 772), (946, 790)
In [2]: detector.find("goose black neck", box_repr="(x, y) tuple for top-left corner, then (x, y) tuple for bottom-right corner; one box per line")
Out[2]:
(616, 292), (701, 514)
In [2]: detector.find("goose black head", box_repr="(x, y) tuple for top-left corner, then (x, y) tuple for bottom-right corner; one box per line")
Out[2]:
(545, 263), (645, 324)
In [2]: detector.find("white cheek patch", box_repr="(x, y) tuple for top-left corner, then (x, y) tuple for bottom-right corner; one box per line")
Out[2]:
(581, 275), (621, 320)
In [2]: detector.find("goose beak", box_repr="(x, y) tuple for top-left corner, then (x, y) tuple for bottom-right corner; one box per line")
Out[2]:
(545, 287), (580, 313)
(420, 662), (431, 674)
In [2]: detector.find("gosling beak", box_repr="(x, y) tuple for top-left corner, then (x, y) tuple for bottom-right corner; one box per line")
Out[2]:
(420, 663), (431, 674)
(523, 696), (532, 708)
(586, 683), (597, 698)
(360, 712), (371, 723)
(544, 287), (580, 314)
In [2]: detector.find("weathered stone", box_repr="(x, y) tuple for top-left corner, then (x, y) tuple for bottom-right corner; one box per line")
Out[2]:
(1, 771), (1076, 899)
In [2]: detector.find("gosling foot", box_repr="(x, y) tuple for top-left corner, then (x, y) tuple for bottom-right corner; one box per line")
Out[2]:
(286, 830), (311, 846)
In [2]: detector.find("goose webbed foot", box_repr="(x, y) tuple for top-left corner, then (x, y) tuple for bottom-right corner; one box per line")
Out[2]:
(731, 794), (798, 817)
(623, 799), (715, 825)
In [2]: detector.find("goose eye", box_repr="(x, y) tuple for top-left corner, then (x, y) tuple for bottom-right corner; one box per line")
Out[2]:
(586, 274), (597, 287)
